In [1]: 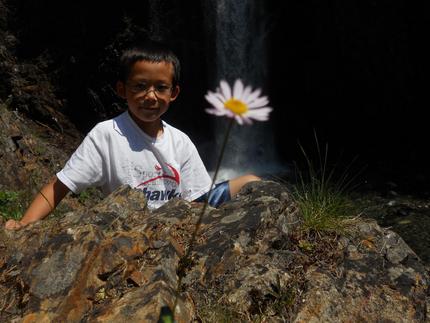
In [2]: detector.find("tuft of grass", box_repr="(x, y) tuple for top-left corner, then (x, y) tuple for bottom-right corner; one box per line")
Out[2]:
(0, 190), (26, 221)
(76, 187), (103, 206)
(292, 133), (362, 234)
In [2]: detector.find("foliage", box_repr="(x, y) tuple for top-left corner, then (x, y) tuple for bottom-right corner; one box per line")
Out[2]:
(292, 133), (362, 234)
(76, 187), (103, 206)
(0, 190), (25, 220)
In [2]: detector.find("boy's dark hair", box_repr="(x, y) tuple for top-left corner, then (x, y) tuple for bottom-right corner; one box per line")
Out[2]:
(118, 41), (181, 86)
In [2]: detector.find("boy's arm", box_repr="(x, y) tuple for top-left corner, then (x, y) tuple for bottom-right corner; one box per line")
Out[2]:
(4, 176), (70, 230)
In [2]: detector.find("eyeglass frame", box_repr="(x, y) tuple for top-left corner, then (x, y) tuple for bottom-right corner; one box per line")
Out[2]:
(125, 81), (175, 98)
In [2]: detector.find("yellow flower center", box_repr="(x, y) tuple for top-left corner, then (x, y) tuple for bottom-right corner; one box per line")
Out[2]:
(224, 98), (248, 115)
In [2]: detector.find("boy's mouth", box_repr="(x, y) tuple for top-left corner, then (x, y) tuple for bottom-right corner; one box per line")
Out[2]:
(139, 104), (159, 110)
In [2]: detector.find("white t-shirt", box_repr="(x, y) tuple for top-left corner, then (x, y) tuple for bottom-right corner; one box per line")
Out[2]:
(57, 111), (212, 209)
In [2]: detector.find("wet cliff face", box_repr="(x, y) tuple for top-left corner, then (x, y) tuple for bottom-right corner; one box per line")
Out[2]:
(1, 0), (428, 191)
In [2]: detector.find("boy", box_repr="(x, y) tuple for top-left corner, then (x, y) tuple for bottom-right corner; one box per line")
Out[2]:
(5, 41), (260, 231)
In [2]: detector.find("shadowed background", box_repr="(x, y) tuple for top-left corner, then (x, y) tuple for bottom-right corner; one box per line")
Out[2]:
(1, 0), (427, 193)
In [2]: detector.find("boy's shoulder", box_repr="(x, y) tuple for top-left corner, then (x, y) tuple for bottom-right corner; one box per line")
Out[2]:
(162, 121), (193, 144)
(88, 111), (129, 137)
(163, 120), (186, 136)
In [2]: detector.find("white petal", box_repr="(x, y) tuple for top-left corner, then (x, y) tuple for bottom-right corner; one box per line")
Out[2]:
(242, 116), (253, 125)
(235, 115), (244, 125)
(233, 79), (244, 99)
(248, 88), (263, 102)
(245, 108), (272, 121)
(220, 80), (232, 100)
(210, 89), (226, 102)
(248, 96), (269, 109)
(214, 92), (227, 104)
(241, 86), (252, 101)
(250, 114), (269, 121)
(205, 93), (224, 110)
(244, 88), (262, 104)
(247, 115), (268, 122)
(247, 107), (273, 115)
(206, 108), (228, 116)
(224, 110), (234, 117)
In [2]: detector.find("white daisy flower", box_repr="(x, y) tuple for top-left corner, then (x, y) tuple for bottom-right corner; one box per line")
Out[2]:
(205, 79), (273, 125)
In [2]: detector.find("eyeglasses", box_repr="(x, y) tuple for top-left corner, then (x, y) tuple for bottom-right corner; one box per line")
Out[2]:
(126, 82), (173, 97)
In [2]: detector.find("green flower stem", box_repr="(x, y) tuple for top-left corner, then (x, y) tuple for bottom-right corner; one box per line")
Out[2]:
(172, 117), (235, 314)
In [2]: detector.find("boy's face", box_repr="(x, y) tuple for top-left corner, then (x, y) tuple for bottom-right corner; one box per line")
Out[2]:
(116, 60), (179, 127)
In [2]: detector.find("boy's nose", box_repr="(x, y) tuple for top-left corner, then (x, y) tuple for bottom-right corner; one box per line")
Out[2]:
(144, 89), (158, 99)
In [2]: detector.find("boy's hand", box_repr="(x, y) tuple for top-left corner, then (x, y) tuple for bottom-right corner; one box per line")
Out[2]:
(4, 219), (26, 231)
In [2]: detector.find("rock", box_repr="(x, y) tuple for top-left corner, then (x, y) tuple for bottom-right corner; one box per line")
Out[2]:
(0, 185), (194, 322)
(0, 102), (88, 218)
(295, 220), (428, 322)
(0, 181), (428, 322)
(0, 102), (81, 191)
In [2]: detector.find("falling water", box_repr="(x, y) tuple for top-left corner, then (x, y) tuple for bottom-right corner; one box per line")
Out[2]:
(145, 0), (285, 180)
(203, 0), (282, 181)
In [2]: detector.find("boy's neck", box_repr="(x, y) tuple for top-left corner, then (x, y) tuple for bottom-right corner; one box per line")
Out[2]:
(128, 111), (163, 138)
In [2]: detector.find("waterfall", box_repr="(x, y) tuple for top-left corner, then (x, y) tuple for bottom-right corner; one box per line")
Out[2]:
(204, 0), (281, 181)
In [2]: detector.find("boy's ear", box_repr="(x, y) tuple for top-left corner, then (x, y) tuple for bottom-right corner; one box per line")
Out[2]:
(169, 85), (180, 102)
(116, 81), (126, 98)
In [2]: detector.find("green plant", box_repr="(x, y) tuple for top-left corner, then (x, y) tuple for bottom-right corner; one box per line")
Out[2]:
(197, 302), (246, 323)
(292, 133), (362, 234)
(77, 187), (103, 206)
(0, 190), (25, 220)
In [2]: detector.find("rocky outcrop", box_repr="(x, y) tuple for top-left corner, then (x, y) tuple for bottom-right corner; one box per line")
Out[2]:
(0, 0), (76, 133)
(0, 181), (428, 322)
(0, 0), (14, 100)
(0, 102), (102, 230)
(294, 222), (429, 322)
(0, 103), (81, 196)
